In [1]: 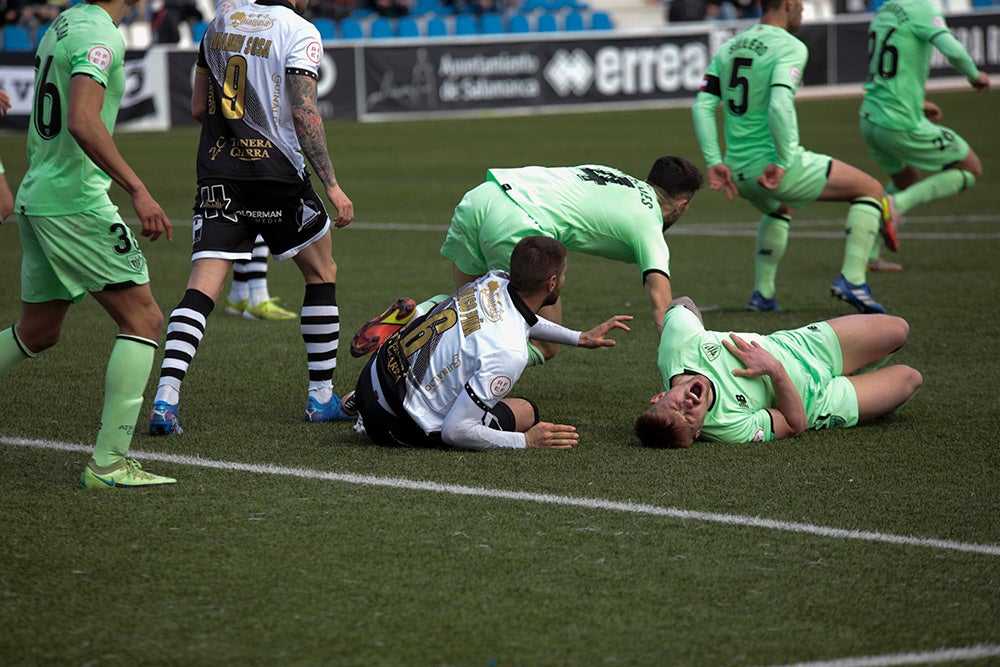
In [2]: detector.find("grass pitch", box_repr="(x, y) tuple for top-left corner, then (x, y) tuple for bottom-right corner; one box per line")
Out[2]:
(1, 92), (998, 665)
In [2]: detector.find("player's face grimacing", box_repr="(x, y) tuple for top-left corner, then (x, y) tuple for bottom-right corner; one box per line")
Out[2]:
(649, 374), (713, 444)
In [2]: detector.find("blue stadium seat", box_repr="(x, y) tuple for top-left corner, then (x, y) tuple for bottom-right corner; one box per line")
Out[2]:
(455, 14), (478, 34)
(35, 22), (51, 44)
(314, 18), (337, 41)
(564, 11), (585, 30)
(536, 12), (558, 32)
(480, 13), (504, 34)
(191, 20), (209, 44)
(427, 16), (449, 36)
(397, 16), (421, 36)
(1, 25), (33, 51)
(370, 17), (394, 38)
(590, 11), (613, 30)
(507, 13), (530, 33)
(340, 17), (364, 39)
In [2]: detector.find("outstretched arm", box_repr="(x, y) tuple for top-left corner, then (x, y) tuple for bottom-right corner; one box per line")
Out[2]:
(288, 73), (354, 227)
(723, 334), (807, 439)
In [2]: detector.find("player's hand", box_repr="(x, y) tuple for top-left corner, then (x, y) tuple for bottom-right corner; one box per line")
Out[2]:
(0, 90), (10, 118)
(132, 189), (172, 242)
(525, 422), (578, 449)
(971, 72), (990, 92)
(757, 164), (785, 191)
(707, 163), (738, 201)
(578, 315), (633, 349)
(723, 334), (782, 378)
(923, 101), (943, 121)
(326, 183), (354, 228)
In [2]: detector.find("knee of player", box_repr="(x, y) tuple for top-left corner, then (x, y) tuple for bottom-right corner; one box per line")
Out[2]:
(18, 325), (60, 353)
(536, 340), (559, 361)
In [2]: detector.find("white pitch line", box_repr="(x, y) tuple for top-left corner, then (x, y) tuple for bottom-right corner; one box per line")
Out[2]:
(4, 436), (1000, 558)
(770, 643), (1000, 667)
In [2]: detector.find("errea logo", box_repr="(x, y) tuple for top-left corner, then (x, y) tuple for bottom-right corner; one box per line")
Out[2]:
(544, 43), (708, 98)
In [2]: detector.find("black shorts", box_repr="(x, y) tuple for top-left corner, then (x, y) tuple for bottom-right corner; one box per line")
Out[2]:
(191, 178), (330, 261)
(355, 357), (518, 449)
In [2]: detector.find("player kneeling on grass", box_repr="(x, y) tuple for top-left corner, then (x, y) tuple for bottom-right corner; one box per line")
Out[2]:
(635, 296), (922, 447)
(347, 237), (632, 450)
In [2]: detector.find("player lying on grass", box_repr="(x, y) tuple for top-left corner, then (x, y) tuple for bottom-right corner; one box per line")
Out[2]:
(346, 236), (632, 450)
(635, 296), (922, 447)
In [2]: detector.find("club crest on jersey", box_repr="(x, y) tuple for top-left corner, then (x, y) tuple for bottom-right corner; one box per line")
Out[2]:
(489, 375), (512, 397)
(702, 342), (721, 361)
(87, 46), (113, 72)
(230, 11), (275, 32)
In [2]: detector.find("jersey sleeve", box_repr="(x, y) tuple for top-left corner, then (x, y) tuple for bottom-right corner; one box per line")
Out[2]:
(287, 22), (323, 76)
(440, 386), (528, 450)
(769, 39), (807, 92)
(693, 54), (724, 166)
(68, 30), (122, 88)
(931, 30), (981, 81)
(767, 84), (800, 170)
(911, 1), (951, 43)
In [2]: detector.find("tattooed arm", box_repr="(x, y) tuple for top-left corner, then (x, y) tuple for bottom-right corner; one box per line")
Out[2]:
(289, 73), (354, 227)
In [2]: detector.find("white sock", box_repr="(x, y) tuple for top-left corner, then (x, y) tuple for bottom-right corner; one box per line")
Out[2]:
(309, 382), (333, 404)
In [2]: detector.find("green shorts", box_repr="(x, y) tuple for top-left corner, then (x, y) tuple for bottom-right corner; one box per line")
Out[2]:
(17, 205), (149, 303)
(734, 149), (832, 215)
(440, 181), (547, 275)
(767, 321), (859, 431)
(860, 116), (970, 175)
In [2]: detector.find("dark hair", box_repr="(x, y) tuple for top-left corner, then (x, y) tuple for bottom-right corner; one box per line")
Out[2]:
(634, 407), (696, 449)
(509, 236), (567, 295)
(646, 156), (704, 198)
(760, 0), (785, 13)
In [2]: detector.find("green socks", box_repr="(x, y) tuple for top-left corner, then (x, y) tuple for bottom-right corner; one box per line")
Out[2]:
(841, 197), (882, 285)
(894, 169), (976, 213)
(92, 335), (157, 468)
(753, 213), (790, 299)
(0, 327), (35, 375)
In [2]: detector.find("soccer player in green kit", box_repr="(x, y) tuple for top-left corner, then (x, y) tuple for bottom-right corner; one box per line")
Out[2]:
(861, 0), (990, 272)
(634, 296), (922, 447)
(1, 0), (176, 487)
(438, 157), (703, 363)
(692, 0), (900, 314)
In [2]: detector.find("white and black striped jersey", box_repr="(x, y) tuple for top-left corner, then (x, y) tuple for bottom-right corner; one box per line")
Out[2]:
(373, 272), (538, 449)
(196, 0), (323, 183)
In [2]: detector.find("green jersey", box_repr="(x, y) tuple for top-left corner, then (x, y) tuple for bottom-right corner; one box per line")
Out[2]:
(16, 3), (126, 215)
(485, 165), (669, 276)
(657, 305), (854, 443)
(696, 24), (807, 172)
(861, 0), (981, 131)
